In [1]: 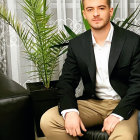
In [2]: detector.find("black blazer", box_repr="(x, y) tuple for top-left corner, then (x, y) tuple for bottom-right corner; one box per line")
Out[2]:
(57, 23), (140, 120)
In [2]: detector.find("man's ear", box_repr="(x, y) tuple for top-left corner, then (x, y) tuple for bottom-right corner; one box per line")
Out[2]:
(82, 10), (87, 19)
(110, 8), (114, 17)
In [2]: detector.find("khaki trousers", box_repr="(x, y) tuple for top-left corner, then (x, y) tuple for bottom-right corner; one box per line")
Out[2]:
(40, 99), (138, 140)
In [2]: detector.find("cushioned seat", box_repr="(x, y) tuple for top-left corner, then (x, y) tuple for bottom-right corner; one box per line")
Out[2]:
(79, 125), (108, 140)
(0, 72), (35, 140)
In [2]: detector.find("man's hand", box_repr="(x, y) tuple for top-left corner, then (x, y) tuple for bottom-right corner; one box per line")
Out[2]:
(65, 112), (87, 137)
(102, 115), (120, 135)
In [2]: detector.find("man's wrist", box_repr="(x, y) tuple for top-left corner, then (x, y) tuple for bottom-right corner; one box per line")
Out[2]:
(111, 113), (124, 121)
(61, 109), (79, 119)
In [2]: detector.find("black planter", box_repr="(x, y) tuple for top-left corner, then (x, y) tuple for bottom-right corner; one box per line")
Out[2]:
(26, 81), (59, 137)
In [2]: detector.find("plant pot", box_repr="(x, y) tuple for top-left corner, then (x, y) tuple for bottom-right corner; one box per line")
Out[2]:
(26, 81), (59, 137)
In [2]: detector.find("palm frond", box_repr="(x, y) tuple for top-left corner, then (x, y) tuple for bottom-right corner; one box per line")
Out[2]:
(111, 3), (119, 21)
(64, 25), (77, 38)
(120, 5), (140, 28)
(0, 5), (32, 51)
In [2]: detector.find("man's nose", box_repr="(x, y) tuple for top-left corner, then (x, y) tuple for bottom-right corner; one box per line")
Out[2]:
(93, 9), (99, 16)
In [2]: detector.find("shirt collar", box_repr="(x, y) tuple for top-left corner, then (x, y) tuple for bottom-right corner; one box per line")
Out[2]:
(91, 22), (114, 45)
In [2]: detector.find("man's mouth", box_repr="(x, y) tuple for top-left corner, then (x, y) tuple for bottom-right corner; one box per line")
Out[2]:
(92, 19), (102, 22)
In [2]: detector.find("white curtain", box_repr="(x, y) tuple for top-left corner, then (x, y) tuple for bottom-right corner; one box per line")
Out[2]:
(5, 0), (140, 88)
(0, 0), (9, 75)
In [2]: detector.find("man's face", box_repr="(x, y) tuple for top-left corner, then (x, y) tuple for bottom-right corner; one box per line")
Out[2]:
(83, 0), (113, 30)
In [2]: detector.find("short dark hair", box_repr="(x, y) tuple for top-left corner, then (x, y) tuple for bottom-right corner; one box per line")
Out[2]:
(82, 0), (111, 8)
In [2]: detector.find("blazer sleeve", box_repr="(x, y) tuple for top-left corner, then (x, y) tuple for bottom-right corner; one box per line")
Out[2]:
(56, 40), (81, 113)
(112, 36), (140, 119)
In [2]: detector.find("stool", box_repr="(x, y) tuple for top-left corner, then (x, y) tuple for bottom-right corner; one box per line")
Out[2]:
(0, 73), (35, 140)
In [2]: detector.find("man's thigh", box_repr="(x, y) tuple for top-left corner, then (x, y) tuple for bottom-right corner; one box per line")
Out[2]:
(77, 99), (119, 128)
(109, 110), (138, 140)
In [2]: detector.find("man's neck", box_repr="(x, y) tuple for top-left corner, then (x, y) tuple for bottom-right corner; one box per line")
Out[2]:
(91, 22), (111, 46)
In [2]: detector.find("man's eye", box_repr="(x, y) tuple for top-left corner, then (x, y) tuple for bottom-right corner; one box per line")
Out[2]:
(100, 8), (105, 10)
(87, 9), (93, 12)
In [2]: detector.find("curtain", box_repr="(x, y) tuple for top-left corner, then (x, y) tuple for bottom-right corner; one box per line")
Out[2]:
(0, 0), (9, 75)
(5, 0), (140, 88)
(49, 0), (140, 34)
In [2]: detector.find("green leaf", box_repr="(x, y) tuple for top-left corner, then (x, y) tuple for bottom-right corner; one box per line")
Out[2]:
(50, 42), (69, 48)
(125, 9), (140, 29)
(111, 3), (119, 21)
(120, 5), (140, 28)
(64, 25), (77, 38)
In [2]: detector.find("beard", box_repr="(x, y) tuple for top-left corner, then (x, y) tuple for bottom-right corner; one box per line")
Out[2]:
(90, 16), (110, 31)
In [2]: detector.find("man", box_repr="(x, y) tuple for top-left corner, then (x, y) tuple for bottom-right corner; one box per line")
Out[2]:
(40, 0), (140, 139)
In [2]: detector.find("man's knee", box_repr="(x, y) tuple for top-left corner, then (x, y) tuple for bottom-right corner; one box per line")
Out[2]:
(109, 133), (137, 140)
(40, 109), (54, 134)
(109, 125), (138, 140)
(40, 106), (65, 135)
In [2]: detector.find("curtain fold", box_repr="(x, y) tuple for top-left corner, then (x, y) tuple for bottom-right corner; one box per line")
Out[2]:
(0, 0), (9, 74)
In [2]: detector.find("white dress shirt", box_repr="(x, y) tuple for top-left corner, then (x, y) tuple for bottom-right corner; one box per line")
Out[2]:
(93, 23), (121, 100)
(61, 23), (124, 121)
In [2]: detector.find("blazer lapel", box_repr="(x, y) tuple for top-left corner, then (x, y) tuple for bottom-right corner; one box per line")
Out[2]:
(82, 23), (126, 81)
(109, 24), (126, 76)
(83, 30), (96, 82)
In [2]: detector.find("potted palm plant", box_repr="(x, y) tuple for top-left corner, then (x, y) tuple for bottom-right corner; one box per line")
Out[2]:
(0, 0), (69, 137)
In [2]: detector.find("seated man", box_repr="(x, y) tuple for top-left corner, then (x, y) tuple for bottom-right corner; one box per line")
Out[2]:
(40, 0), (140, 139)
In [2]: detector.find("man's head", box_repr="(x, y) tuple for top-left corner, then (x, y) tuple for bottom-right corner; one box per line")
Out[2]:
(82, 0), (113, 31)
(82, 0), (111, 8)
